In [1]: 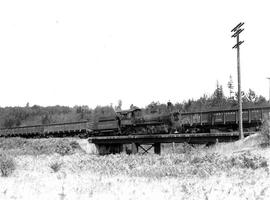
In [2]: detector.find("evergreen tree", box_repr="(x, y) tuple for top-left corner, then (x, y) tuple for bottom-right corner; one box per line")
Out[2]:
(115, 100), (122, 111)
(211, 81), (226, 108)
(246, 89), (257, 103)
(227, 75), (234, 99)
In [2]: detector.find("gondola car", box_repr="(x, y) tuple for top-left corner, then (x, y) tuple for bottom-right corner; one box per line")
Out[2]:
(180, 106), (270, 133)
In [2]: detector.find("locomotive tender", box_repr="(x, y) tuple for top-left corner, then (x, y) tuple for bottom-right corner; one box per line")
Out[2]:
(0, 106), (270, 138)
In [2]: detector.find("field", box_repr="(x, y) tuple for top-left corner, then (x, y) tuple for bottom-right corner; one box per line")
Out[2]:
(0, 134), (270, 200)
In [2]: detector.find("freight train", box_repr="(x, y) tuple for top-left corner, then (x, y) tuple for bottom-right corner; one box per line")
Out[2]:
(0, 106), (270, 138)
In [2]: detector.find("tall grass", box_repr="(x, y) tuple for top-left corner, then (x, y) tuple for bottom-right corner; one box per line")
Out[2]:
(0, 153), (16, 177)
(70, 151), (268, 179)
(0, 137), (81, 156)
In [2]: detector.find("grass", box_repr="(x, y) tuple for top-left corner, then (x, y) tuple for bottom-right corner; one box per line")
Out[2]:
(1, 148), (267, 199)
(0, 132), (270, 199)
(69, 151), (268, 178)
(49, 161), (62, 173)
(55, 141), (73, 156)
(0, 153), (16, 177)
(0, 137), (80, 156)
(0, 137), (269, 179)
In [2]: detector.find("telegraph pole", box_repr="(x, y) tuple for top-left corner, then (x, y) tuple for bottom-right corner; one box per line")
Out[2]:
(267, 77), (270, 102)
(231, 22), (244, 140)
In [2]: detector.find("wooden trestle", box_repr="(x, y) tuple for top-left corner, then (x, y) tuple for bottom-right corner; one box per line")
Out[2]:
(88, 132), (255, 155)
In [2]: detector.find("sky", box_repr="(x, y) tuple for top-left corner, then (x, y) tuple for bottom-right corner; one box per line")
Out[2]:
(0, 0), (270, 109)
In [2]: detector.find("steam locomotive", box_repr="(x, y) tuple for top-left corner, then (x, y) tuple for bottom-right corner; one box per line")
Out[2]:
(0, 105), (270, 138)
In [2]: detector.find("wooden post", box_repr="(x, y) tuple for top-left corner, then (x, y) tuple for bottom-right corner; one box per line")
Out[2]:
(248, 110), (251, 123)
(237, 34), (243, 139)
(131, 143), (138, 154)
(231, 22), (244, 140)
(95, 144), (107, 155)
(154, 143), (161, 155)
(95, 143), (123, 155)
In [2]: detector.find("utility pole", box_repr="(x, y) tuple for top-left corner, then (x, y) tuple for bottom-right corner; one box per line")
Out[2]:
(267, 77), (270, 102)
(231, 22), (244, 140)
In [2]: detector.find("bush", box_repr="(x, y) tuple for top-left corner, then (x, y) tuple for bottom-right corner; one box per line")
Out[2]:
(0, 153), (16, 177)
(0, 138), (81, 156)
(69, 141), (81, 150)
(55, 141), (73, 156)
(176, 143), (194, 154)
(49, 161), (62, 172)
(0, 137), (28, 150)
(228, 152), (268, 170)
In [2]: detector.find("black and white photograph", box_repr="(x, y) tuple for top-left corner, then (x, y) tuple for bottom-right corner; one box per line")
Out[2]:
(0, 0), (270, 199)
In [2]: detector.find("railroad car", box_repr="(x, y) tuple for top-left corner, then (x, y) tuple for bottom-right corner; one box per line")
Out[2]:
(180, 106), (270, 133)
(0, 121), (92, 138)
(91, 115), (120, 136)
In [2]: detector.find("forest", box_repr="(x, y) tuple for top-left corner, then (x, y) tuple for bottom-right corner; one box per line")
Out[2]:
(0, 80), (269, 129)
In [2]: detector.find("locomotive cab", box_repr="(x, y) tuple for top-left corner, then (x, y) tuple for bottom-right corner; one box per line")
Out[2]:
(116, 108), (142, 134)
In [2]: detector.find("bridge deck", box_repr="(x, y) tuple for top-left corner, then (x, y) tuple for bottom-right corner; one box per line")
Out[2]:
(88, 132), (255, 144)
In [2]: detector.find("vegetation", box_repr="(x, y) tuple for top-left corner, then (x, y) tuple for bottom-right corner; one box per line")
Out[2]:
(55, 140), (74, 156)
(0, 104), (115, 128)
(1, 137), (268, 179)
(143, 84), (268, 115)
(49, 161), (62, 173)
(0, 137), (269, 199)
(71, 151), (268, 179)
(0, 137), (79, 156)
(0, 153), (16, 177)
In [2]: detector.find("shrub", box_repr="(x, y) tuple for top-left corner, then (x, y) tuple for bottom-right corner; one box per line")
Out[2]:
(49, 161), (62, 173)
(177, 143), (194, 154)
(190, 156), (202, 164)
(0, 153), (16, 177)
(0, 137), (28, 150)
(228, 152), (268, 170)
(69, 141), (81, 150)
(55, 141), (73, 156)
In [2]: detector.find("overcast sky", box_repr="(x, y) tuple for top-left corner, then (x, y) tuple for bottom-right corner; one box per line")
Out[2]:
(0, 0), (270, 109)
